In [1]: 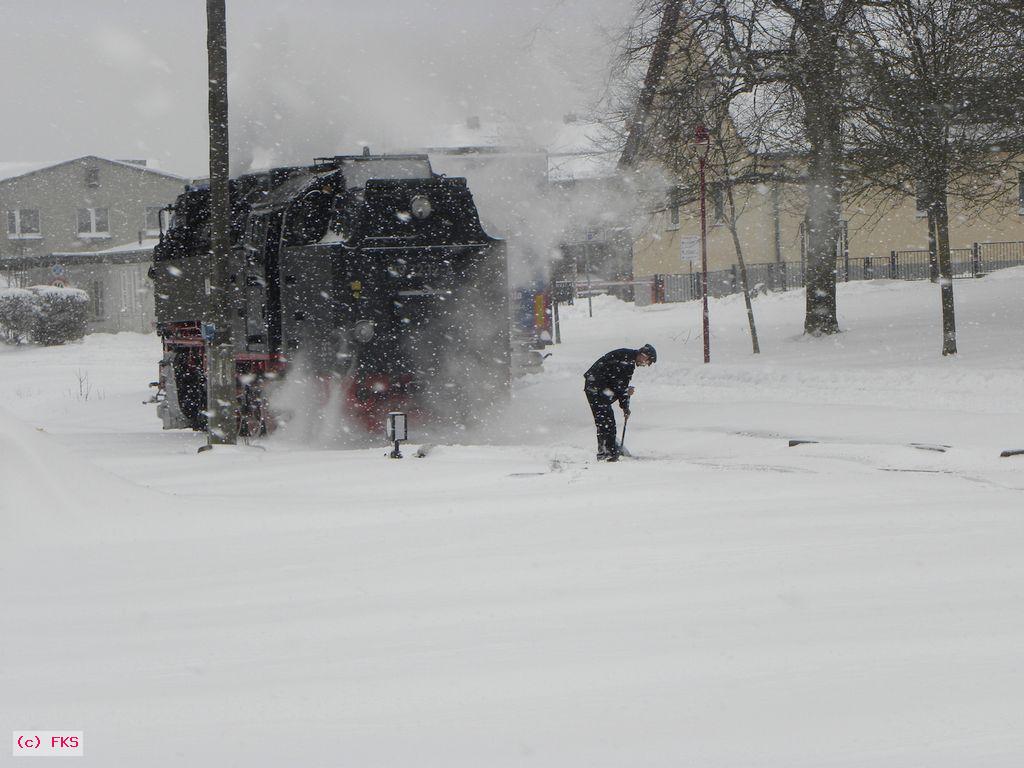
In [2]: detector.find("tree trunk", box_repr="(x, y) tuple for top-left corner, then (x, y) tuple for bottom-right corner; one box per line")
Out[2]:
(803, 167), (841, 336)
(926, 208), (939, 283)
(725, 184), (760, 353)
(932, 188), (958, 356)
(800, 14), (842, 336)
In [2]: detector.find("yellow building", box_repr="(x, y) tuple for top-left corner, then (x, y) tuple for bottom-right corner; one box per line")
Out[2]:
(620, 12), (1024, 288)
(632, 166), (1024, 282)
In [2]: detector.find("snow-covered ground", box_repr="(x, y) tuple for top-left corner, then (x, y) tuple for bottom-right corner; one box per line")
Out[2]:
(2, 271), (1024, 766)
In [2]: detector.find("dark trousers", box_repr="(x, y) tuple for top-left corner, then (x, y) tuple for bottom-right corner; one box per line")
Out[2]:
(585, 387), (618, 456)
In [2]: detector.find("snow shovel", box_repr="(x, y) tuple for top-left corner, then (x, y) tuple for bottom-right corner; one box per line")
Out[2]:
(619, 412), (632, 458)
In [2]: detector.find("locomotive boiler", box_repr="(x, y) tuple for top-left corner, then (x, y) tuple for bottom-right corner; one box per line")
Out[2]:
(151, 152), (511, 436)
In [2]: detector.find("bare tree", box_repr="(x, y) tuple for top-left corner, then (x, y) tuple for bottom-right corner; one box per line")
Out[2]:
(617, 0), (870, 337)
(629, 8), (766, 352)
(714, 134), (762, 354)
(619, 0), (686, 170)
(847, 0), (1024, 355)
(727, 1), (880, 336)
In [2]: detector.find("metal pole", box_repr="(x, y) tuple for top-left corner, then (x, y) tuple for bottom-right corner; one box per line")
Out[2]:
(585, 242), (593, 318)
(699, 148), (710, 364)
(771, 175), (782, 265)
(552, 292), (561, 343)
(204, 0), (236, 445)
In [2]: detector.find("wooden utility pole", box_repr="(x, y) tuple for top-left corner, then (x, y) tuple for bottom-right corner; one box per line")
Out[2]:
(204, 0), (236, 445)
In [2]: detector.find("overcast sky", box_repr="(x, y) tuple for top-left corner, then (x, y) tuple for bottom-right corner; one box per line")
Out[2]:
(1, 0), (634, 177)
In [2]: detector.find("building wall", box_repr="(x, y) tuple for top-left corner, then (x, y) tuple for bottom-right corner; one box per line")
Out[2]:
(19, 259), (155, 334)
(634, 180), (785, 276)
(846, 184), (1024, 259)
(1, 157), (185, 260)
(634, 172), (1024, 277)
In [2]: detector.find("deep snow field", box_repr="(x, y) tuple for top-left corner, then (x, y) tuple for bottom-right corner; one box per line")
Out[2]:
(2, 270), (1024, 766)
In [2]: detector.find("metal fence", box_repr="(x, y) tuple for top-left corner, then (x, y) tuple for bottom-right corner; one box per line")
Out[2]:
(636, 240), (1024, 307)
(979, 240), (1024, 271)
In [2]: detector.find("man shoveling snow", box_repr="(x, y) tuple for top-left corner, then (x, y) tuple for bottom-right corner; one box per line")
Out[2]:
(583, 344), (656, 461)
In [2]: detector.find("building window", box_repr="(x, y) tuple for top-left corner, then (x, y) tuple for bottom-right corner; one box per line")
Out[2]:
(7, 208), (41, 238)
(77, 207), (110, 238)
(712, 184), (726, 224)
(85, 167), (100, 188)
(145, 206), (163, 234)
(89, 280), (105, 319)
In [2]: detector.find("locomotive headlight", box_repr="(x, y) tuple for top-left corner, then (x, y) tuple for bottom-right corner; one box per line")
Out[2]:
(410, 195), (433, 220)
(353, 319), (376, 343)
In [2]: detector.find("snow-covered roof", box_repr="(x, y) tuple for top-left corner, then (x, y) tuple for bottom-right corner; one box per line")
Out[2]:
(428, 121), (520, 150)
(50, 238), (159, 258)
(419, 117), (621, 183)
(0, 156), (188, 183)
(544, 120), (621, 182)
(0, 161), (59, 182)
(103, 158), (188, 181)
(2, 238), (159, 270)
(547, 151), (620, 182)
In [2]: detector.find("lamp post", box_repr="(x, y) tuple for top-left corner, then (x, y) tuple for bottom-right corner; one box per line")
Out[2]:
(695, 124), (711, 364)
(584, 230), (595, 318)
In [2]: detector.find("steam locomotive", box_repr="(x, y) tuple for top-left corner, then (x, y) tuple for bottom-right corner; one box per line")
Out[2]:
(151, 151), (511, 436)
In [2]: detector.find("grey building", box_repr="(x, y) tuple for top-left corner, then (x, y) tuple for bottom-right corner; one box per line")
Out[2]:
(1, 156), (188, 333)
(6, 242), (158, 334)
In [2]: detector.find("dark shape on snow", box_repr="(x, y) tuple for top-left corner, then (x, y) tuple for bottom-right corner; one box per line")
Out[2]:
(909, 443), (949, 453)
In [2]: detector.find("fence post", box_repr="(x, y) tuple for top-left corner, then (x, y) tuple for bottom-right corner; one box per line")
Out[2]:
(889, 250), (897, 279)
(972, 242), (981, 277)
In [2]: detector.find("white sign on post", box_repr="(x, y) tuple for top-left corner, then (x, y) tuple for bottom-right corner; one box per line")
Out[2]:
(680, 236), (700, 264)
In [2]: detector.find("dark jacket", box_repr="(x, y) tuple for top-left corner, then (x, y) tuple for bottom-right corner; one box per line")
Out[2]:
(584, 348), (638, 410)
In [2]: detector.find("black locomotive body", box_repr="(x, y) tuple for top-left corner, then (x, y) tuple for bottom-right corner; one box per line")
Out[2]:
(152, 153), (510, 435)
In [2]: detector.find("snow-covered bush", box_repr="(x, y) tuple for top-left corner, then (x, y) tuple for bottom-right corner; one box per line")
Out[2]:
(0, 288), (39, 344)
(27, 286), (89, 346)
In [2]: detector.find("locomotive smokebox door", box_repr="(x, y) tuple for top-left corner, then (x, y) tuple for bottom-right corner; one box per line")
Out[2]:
(386, 411), (408, 458)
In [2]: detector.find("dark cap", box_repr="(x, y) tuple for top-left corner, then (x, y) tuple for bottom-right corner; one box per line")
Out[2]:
(639, 343), (657, 363)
